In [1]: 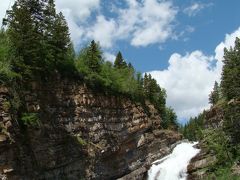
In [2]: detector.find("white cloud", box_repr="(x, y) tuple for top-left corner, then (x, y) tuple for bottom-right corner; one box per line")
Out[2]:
(55, 0), (178, 48)
(81, 0), (178, 48)
(0, 0), (13, 25)
(183, 2), (212, 17)
(55, 0), (100, 21)
(0, 0), (178, 48)
(55, 0), (100, 48)
(215, 27), (240, 61)
(86, 15), (117, 48)
(150, 51), (216, 120)
(103, 52), (116, 63)
(148, 27), (240, 121)
(119, 0), (178, 47)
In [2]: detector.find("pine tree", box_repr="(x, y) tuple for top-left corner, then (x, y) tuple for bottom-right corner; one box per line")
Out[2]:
(164, 107), (178, 130)
(209, 81), (220, 105)
(143, 73), (150, 97)
(142, 73), (168, 123)
(128, 62), (134, 70)
(221, 37), (240, 144)
(42, 0), (57, 69)
(51, 12), (72, 69)
(221, 37), (240, 101)
(6, 0), (74, 77)
(114, 51), (127, 69)
(86, 40), (103, 73)
(6, 0), (47, 77)
(0, 30), (16, 82)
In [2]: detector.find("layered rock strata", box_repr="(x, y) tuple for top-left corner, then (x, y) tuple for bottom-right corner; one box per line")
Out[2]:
(0, 80), (181, 179)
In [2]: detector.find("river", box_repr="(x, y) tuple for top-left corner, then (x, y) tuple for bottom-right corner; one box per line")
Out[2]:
(148, 142), (200, 180)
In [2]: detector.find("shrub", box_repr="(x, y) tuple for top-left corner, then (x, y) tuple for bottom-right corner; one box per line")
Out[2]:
(21, 113), (40, 127)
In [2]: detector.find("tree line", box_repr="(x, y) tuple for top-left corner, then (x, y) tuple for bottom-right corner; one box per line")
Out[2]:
(0, 0), (179, 130)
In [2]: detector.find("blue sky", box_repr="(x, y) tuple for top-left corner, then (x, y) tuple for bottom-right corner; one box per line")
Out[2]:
(1, 0), (240, 123)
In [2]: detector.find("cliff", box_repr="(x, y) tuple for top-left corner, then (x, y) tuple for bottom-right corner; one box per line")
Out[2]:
(187, 106), (224, 179)
(0, 78), (181, 179)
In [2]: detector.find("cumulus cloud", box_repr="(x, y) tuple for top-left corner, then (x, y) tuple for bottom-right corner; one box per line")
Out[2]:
(126, 0), (178, 46)
(55, 0), (100, 47)
(150, 51), (216, 121)
(86, 15), (117, 48)
(215, 27), (240, 61)
(149, 27), (240, 121)
(54, 0), (178, 48)
(103, 52), (116, 63)
(0, 0), (179, 49)
(80, 0), (178, 48)
(183, 2), (212, 17)
(56, 0), (100, 21)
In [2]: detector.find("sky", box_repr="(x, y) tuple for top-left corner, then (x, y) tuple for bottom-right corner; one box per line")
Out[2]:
(1, 0), (240, 124)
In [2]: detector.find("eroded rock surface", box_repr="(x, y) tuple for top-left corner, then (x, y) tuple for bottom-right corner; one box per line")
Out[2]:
(187, 107), (223, 180)
(0, 80), (181, 179)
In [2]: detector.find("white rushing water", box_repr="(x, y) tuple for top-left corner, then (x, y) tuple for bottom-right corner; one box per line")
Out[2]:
(148, 142), (200, 180)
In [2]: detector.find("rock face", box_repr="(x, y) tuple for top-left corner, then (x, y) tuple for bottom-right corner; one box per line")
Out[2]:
(0, 79), (181, 179)
(187, 144), (217, 180)
(204, 106), (224, 129)
(187, 107), (223, 179)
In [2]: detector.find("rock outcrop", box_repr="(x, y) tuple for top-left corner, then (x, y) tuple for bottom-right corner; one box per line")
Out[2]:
(187, 106), (224, 179)
(0, 79), (181, 179)
(187, 144), (216, 180)
(204, 106), (224, 129)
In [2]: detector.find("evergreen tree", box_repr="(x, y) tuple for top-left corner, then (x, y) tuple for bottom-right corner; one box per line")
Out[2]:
(6, 0), (45, 76)
(51, 12), (72, 69)
(128, 62), (133, 69)
(0, 30), (16, 83)
(221, 37), (240, 101)
(164, 107), (178, 130)
(221, 38), (240, 144)
(143, 73), (168, 124)
(143, 73), (150, 97)
(86, 40), (103, 73)
(42, 0), (57, 68)
(209, 81), (220, 105)
(6, 0), (74, 77)
(136, 72), (143, 88)
(114, 51), (127, 69)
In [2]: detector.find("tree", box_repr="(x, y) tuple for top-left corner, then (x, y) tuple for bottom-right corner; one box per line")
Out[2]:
(6, 0), (45, 77)
(86, 40), (103, 73)
(220, 38), (240, 145)
(6, 0), (74, 77)
(143, 73), (150, 97)
(0, 30), (17, 83)
(221, 37), (240, 101)
(162, 107), (178, 130)
(114, 51), (127, 69)
(128, 62), (133, 69)
(143, 73), (168, 123)
(42, 0), (56, 69)
(51, 12), (73, 70)
(209, 81), (220, 105)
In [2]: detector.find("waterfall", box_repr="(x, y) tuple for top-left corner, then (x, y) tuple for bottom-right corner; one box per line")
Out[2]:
(148, 142), (200, 180)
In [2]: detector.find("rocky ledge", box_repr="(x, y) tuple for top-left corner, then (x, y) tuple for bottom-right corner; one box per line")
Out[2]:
(0, 79), (181, 179)
(187, 144), (216, 180)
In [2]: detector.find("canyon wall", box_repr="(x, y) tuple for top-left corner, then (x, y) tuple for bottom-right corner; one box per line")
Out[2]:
(0, 79), (181, 179)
